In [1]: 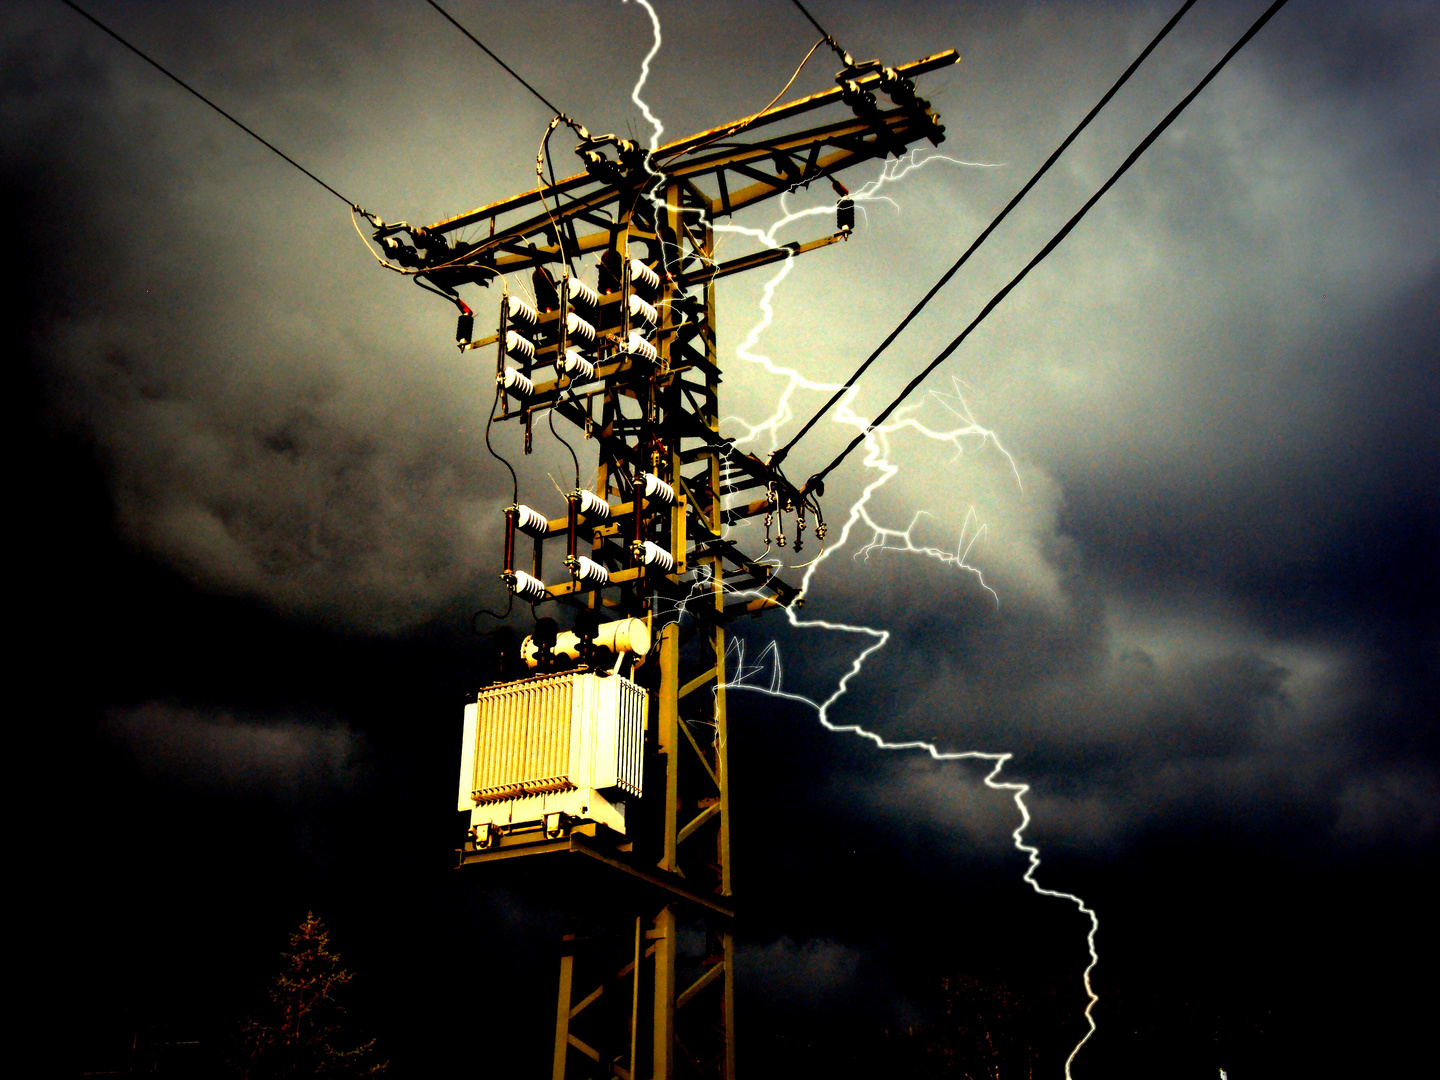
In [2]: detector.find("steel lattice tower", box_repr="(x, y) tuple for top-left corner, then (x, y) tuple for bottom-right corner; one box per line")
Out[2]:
(376, 49), (956, 1080)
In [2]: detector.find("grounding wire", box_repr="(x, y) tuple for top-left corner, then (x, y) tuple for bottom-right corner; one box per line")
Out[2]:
(57, 0), (363, 212)
(772, 0), (1198, 467)
(805, 0), (1292, 493)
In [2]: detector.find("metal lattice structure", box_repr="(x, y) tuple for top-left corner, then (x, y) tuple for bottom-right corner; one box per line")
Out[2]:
(380, 49), (957, 1080)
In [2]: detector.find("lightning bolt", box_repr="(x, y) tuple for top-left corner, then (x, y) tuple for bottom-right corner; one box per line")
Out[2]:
(624, 3), (1099, 1074)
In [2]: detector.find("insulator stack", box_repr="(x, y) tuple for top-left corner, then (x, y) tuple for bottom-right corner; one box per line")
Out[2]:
(635, 540), (675, 572)
(569, 555), (610, 587)
(629, 258), (661, 292)
(561, 347), (595, 380)
(566, 276), (600, 309)
(565, 312), (598, 346)
(512, 504), (549, 537)
(506, 569), (548, 601)
(506, 296), (540, 326)
(574, 489), (611, 520)
(643, 473), (676, 505)
(625, 331), (658, 363)
(502, 368), (535, 396)
(627, 294), (659, 326)
(505, 329), (536, 361)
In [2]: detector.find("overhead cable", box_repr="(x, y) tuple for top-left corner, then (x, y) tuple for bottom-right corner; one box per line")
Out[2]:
(57, 0), (362, 211)
(804, 0), (1292, 493)
(787, 0), (852, 65)
(423, 0), (570, 120)
(772, 0), (1198, 467)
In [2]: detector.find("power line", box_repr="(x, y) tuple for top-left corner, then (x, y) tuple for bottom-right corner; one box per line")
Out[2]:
(772, 0), (1198, 467)
(804, 0), (1291, 493)
(57, 0), (361, 210)
(423, 0), (568, 119)
(787, 0), (851, 65)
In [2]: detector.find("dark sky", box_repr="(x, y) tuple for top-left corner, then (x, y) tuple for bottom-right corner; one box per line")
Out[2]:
(9, 2), (1436, 1078)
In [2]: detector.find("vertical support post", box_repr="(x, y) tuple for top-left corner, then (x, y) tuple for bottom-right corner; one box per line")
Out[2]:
(653, 620), (681, 1080)
(629, 916), (643, 1080)
(658, 623), (681, 873)
(650, 907), (677, 1080)
(553, 933), (576, 1080)
(702, 204), (737, 1080)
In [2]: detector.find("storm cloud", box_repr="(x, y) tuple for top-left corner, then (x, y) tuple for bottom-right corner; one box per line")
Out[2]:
(10, 2), (1436, 1076)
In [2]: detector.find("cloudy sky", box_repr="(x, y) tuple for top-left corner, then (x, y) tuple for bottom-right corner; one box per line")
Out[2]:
(10, 1), (1436, 1076)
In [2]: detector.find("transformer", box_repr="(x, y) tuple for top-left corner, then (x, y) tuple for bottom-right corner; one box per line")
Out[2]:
(459, 669), (647, 842)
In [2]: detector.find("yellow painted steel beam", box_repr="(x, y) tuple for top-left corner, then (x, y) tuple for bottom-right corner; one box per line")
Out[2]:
(677, 719), (720, 792)
(675, 961), (726, 1011)
(424, 50), (957, 234)
(677, 801), (721, 846)
(678, 666), (718, 700)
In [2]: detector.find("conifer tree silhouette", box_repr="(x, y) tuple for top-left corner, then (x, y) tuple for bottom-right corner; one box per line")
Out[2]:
(232, 912), (387, 1078)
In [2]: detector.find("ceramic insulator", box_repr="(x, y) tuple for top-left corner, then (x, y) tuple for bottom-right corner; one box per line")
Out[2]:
(629, 258), (661, 290)
(628, 294), (659, 325)
(561, 347), (595, 380)
(512, 504), (548, 537)
(507, 570), (548, 601)
(505, 329), (535, 360)
(566, 277), (600, 308)
(636, 540), (675, 572)
(501, 367), (535, 396)
(565, 311), (597, 345)
(569, 555), (610, 587)
(575, 489), (611, 520)
(625, 331), (658, 363)
(643, 473), (676, 505)
(506, 296), (539, 325)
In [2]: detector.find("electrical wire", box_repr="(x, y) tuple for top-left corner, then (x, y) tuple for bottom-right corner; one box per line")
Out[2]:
(537, 117), (571, 269)
(805, 0), (1291, 492)
(423, 0), (571, 122)
(485, 356), (519, 507)
(660, 37), (828, 165)
(549, 407), (581, 490)
(57, 0), (364, 212)
(787, 0), (852, 65)
(471, 591), (514, 627)
(772, 0), (1199, 467)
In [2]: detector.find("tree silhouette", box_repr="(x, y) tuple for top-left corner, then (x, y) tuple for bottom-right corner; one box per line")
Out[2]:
(232, 912), (387, 1078)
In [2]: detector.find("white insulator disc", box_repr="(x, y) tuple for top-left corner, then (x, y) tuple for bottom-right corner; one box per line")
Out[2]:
(625, 331), (657, 363)
(638, 540), (676, 572)
(628, 293), (659, 326)
(507, 569), (548, 601)
(575, 489), (611, 520)
(629, 258), (661, 290)
(506, 295), (539, 325)
(561, 347), (595, 380)
(505, 329), (535, 360)
(502, 367), (535, 396)
(566, 277), (600, 308)
(571, 555), (610, 586)
(513, 503), (548, 537)
(643, 472), (676, 505)
(565, 311), (597, 344)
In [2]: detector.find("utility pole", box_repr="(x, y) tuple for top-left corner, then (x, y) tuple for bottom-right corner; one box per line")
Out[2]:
(377, 48), (956, 1080)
